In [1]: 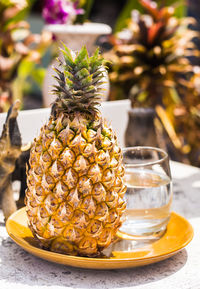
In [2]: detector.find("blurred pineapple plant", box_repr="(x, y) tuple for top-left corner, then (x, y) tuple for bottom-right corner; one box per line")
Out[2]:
(0, 0), (51, 112)
(105, 0), (199, 162)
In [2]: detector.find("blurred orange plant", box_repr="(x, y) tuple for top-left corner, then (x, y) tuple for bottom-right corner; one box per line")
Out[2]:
(105, 0), (200, 166)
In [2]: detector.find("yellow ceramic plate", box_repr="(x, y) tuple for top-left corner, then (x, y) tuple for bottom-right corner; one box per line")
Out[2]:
(6, 208), (193, 270)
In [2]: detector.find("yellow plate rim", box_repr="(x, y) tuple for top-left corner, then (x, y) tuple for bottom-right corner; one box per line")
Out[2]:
(6, 208), (194, 269)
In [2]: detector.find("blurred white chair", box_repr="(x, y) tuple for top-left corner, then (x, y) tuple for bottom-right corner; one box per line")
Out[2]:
(0, 100), (130, 147)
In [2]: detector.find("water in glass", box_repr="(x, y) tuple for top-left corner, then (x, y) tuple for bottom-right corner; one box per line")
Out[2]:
(120, 167), (172, 237)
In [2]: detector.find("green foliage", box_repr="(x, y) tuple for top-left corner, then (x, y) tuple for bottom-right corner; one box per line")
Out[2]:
(114, 0), (143, 33)
(14, 59), (46, 106)
(2, 0), (36, 29)
(75, 0), (94, 24)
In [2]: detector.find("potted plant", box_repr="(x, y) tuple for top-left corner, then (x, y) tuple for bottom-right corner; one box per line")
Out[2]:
(42, 0), (112, 106)
(104, 0), (198, 151)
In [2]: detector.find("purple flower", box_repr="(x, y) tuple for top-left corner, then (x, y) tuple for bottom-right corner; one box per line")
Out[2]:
(42, 0), (84, 25)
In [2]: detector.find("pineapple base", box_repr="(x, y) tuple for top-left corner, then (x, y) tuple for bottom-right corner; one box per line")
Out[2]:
(26, 113), (126, 257)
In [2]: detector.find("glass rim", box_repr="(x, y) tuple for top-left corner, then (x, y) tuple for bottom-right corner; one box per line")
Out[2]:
(122, 146), (169, 167)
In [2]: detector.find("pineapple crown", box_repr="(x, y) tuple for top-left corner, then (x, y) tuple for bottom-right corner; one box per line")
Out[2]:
(52, 44), (106, 118)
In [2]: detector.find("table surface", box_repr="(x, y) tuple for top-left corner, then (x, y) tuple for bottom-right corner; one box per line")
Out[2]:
(0, 161), (200, 289)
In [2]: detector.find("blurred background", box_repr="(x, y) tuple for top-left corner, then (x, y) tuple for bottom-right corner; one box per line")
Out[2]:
(1, 0), (200, 167)
(2, 0), (199, 109)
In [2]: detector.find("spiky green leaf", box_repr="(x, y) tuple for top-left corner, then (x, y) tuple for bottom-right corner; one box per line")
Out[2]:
(52, 45), (106, 117)
(74, 46), (89, 65)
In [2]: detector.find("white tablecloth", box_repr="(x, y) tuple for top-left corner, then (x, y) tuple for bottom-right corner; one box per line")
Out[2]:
(0, 161), (200, 289)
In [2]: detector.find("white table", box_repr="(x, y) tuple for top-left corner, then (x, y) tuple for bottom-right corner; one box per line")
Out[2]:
(0, 161), (200, 289)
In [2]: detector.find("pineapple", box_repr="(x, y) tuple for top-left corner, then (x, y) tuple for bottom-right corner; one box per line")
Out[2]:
(25, 45), (126, 257)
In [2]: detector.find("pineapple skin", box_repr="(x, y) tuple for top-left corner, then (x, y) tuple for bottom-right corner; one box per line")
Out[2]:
(25, 112), (126, 257)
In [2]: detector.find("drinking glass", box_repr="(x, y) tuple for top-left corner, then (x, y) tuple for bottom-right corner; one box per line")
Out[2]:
(120, 146), (173, 240)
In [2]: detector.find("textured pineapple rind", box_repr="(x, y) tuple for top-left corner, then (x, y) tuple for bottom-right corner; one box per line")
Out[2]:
(25, 113), (126, 257)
